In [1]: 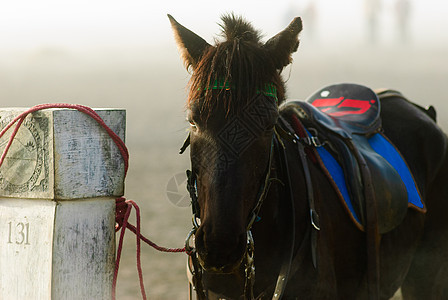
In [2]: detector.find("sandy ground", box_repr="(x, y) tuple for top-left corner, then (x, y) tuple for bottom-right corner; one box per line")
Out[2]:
(0, 40), (447, 299)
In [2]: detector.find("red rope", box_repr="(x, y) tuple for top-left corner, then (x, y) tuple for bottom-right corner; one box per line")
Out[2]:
(115, 197), (186, 253)
(0, 104), (186, 300)
(0, 103), (129, 174)
(113, 197), (147, 300)
(113, 197), (186, 299)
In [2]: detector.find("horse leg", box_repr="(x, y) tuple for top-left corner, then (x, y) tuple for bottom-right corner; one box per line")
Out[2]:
(402, 155), (448, 300)
(401, 227), (448, 299)
(350, 208), (424, 300)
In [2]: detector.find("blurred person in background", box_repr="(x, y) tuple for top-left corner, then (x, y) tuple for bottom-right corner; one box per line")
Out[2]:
(365, 0), (381, 43)
(302, 1), (318, 43)
(395, 0), (411, 43)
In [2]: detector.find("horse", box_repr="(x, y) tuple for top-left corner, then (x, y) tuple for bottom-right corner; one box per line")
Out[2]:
(168, 13), (448, 299)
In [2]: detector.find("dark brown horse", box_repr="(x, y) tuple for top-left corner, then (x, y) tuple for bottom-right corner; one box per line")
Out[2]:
(169, 14), (448, 299)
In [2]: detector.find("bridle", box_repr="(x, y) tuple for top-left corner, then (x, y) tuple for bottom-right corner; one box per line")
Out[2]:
(179, 87), (321, 299)
(181, 129), (277, 299)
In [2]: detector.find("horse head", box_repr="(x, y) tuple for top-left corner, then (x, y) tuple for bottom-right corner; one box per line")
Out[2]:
(169, 14), (302, 273)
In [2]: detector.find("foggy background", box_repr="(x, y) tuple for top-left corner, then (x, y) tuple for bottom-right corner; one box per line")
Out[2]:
(1, 0), (447, 299)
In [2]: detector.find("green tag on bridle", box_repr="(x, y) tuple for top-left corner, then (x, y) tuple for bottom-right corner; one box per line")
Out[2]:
(205, 79), (278, 101)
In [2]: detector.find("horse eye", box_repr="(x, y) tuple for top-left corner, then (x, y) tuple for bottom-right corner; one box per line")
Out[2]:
(187, 109), (199, 130)
(188, 119), (197, 128)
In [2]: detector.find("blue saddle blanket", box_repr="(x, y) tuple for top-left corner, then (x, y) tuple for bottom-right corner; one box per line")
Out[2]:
(315, 132), (424, 227)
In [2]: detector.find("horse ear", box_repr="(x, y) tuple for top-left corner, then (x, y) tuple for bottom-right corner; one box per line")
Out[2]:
(263, 17), (303, 70)
(168, 14), (211, 69)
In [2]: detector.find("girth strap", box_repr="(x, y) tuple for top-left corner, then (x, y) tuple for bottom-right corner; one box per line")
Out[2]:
(349, 138), (380, 300)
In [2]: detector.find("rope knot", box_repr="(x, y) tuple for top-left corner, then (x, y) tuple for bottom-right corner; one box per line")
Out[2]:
(115, 197), (129, 232)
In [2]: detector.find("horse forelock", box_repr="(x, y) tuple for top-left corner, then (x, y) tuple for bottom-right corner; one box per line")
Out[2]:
(186, 14), (284, 116)
(218, 13), (262, 43)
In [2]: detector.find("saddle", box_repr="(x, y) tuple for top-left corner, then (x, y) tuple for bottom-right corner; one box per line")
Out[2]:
(280, 83), (424, 234)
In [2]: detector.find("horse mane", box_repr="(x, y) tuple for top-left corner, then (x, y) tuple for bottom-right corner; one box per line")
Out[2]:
(188, 13), (285, 113)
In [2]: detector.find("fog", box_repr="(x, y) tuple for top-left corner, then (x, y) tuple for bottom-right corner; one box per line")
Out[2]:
(1, 0), (447, 49)
(0, 0), (447, 299)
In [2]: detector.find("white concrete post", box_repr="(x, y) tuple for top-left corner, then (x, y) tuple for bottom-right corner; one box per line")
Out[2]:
(0, 108), (126, 300)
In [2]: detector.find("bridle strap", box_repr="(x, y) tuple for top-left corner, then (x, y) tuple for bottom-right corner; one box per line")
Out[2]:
(186, 169), (200, 223)
(179, 133), (190, 154)
(243, 135), (276, 300)
(187, 250), (207, 300)
(246, 137), (275, 230)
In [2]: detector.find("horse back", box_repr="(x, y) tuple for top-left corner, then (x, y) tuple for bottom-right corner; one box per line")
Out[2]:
(378, 91), (448, 198)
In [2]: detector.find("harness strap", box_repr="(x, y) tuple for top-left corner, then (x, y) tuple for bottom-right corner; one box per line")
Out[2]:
(297, 139), (319, 269)
(278, 116), (320, 267)
(268, 118), (321, 299)
(271, 133), (296, 300)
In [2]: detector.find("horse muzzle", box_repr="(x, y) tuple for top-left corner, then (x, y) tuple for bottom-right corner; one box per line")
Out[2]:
(194, 225), (247, 273)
